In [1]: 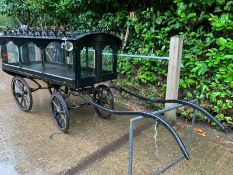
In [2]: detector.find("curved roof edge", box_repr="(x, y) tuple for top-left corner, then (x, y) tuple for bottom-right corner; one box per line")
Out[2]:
(0, 32), (121, 41)
(0, 32), (122, 49)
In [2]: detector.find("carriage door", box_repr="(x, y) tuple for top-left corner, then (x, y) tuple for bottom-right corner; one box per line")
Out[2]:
(80, 43), (115, 84)
(80, 46), (97, 81)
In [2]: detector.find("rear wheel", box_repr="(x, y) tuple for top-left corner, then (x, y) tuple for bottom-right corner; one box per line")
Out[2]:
(93, 84), (114, 119)
(51, 92), (69, 133)
(11, 76), (33, 112)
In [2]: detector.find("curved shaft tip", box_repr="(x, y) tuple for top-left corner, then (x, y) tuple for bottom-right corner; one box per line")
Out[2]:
(185, 153), (190, 160)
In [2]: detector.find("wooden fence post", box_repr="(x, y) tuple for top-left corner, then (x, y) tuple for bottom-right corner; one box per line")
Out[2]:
(165, 36), (183, 125)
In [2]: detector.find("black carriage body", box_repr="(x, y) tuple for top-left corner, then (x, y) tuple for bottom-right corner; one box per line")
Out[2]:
(0, 32), (122, 89)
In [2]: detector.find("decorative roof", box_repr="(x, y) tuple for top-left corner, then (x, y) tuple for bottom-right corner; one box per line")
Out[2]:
(0, 29), (122, 49)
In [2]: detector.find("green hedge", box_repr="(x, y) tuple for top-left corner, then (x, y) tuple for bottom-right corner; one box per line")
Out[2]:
(116, 1), (233, 128)
(0, 15), (19, 31)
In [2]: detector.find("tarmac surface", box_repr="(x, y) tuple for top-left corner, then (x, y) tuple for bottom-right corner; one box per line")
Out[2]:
(0, 62), (233, 175)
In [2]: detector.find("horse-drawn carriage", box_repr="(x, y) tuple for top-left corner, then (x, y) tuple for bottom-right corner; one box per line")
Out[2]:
(0, 31), (121, 132)
(0, 30), (227, 162)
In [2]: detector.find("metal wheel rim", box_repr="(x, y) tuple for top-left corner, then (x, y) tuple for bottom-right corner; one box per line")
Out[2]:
(51, 95), (68, 131)
(94, 85), (114, 118)
(12, 78), (32, 111)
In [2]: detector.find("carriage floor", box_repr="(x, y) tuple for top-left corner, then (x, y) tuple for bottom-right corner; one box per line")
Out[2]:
(22, 62), (96, 79)
(22, 63), (74, 79)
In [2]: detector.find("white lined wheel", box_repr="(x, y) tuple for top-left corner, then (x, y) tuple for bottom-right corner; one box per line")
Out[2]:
(51, 92), (69, 133)
(11, 76), (33, 112)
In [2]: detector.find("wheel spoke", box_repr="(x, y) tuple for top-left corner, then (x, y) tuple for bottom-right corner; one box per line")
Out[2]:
(20, 97), (26, 108)
(55, 112), (60, 118)
(56, 113), (64, 128)
(50, 92), (69, 132)
(101, 93), (108, 100)
(60, 114), (66, 128)
(97, 91), (102, 100)
(58, 117), (63, 127)
(52, 100), (59, 111)
(20, 83), (24, 92)
(59, 111), (66, 114)
(23, 95), (29, 103)
(23, 88), (28, 95)
(23, 98), (27, 108)
(12, 77), (33, 112)
(20, 96), (24, 105)
(94, 85), (113, 119)
(100, 90), (104, 98)
(14, 92), (21, 98)
(15, 80), (21, 89)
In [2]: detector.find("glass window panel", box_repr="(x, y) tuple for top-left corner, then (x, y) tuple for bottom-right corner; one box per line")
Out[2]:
(81, 47), (96, 77)
(20, 42), (42, 71)
(102, 46), (114, 73)
(44, 42), (73, 79)
(45, 42), (63, 63)
(6, 41), (19, 65)
(64, 51), (74, 65)
(20, 42), (42, 64)
(28, 42), (41, 62)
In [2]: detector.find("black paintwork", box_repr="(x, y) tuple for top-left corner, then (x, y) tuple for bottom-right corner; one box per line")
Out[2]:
(0, 32), (122, 89)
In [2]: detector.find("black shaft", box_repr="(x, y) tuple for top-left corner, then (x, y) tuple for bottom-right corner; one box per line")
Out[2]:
(111, 85), (227, 133)
(76, 91), (190, 160)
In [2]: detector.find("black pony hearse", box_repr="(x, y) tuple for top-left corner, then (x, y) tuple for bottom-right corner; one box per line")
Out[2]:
(0, 32), (121, 88)
(0, 31), (121, 133)
(0, 30), (227, 165)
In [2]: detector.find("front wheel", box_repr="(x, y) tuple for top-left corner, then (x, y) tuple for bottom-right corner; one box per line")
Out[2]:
(50, 92), (69, 133)
(11, 76), (33, 112)
(93, 84), (114, 119)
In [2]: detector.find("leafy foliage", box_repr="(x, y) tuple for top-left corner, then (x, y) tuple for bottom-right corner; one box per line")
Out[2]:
(0, 15), (19, 30)
(0, 0), (59, 27)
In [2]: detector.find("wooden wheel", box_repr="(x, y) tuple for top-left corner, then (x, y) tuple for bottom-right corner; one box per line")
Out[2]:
(93, 84), (114, 119)
(50, 92), (69, 133)
(11, 76), (33, 112)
